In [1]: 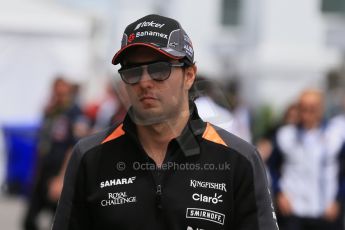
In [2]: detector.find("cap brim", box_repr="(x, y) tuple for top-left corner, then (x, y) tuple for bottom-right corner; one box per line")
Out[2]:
(112, 43), (185, 65)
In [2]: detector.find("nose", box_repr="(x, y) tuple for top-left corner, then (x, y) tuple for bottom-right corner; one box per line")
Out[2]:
(138, 66), (153, 88)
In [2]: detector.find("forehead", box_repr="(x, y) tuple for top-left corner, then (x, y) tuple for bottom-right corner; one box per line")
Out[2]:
(299, 93), (322, 106)
(122, 46), (172, 64)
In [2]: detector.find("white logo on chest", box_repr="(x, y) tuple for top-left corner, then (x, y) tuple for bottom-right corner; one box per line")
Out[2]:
(101, 192), (136, 206)
(192, 193), (223, 204)
(100, 176), (136, 188)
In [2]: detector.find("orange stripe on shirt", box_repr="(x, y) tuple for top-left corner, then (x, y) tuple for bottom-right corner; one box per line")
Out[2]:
(202, 123), (228, 147)
(102, 124), (125, 144)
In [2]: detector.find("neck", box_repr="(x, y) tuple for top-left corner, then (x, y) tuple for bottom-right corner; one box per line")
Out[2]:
(302, 121), (321, 130)
(136, 105), (191, 166)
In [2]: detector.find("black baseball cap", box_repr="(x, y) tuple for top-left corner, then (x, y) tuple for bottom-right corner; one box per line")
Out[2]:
(112, 14), (194, 65)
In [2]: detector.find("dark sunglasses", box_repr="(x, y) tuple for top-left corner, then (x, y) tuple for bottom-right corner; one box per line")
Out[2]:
(118, 61), (185, 84)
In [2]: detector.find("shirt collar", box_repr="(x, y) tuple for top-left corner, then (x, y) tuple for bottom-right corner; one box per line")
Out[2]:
(122, 101), (206, 157)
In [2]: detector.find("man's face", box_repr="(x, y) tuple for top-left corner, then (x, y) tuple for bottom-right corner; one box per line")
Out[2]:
(299, 92), (323, 129)
(120, 47), (195, 125)
(53, 79), (72, 105)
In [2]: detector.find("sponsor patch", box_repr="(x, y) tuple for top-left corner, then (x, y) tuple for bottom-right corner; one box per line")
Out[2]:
(187, 226), (204, 230)
(190, 179), (227, 192)
(101, 192), (136, 206)
(128, 33), (135, 43)
(186, 208), (225, 225)
(192, 193), (223, 204)
(136, 31), (168, 39)
(184, 44), (194, 56)
(134, 21), (165, 30)
(100, 176), (136, 188)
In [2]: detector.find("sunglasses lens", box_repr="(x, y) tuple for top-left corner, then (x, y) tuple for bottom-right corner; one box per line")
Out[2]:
(148, 62), (171, 81)
(119, 61), (177, 84)
(120, 67), (142, 84)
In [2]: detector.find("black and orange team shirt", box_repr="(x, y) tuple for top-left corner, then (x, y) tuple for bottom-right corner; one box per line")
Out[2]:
(52, 102), (279, 230)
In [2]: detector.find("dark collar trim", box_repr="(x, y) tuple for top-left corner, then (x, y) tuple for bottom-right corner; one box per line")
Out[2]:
(122, 101), (206, 157)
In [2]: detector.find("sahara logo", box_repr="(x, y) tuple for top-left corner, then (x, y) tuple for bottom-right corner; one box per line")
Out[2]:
(100, 176), (136, 188)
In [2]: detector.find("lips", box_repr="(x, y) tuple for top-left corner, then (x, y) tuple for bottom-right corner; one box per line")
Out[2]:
(139, 94), (157, 101)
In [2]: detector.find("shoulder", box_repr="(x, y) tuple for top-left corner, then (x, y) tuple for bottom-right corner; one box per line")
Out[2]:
(204, 123), (259, 163)
(276, 124), (298, 146)
(75, 125), (117, 155)
(328, 115), (345, 137)
(277, 124), (297, 136)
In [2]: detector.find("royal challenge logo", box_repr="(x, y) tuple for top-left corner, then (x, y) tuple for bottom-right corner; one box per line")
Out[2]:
(101, 191), (136, 207)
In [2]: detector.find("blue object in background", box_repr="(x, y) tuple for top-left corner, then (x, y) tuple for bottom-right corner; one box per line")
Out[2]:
(2, 124), (40, 196)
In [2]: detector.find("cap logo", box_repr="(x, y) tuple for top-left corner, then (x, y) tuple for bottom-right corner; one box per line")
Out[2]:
(136, 31), (168, 39)
(184, 44), (194, 56)
(169, 42), (178, 47)
(128, 33), (135, 43)
(134, 21), (165, 30)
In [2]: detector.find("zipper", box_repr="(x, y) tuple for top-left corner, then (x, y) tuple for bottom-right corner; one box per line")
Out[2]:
(156, 184), (163, 209)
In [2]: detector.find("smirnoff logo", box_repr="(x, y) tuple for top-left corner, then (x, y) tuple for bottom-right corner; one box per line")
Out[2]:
(186, 208), (225, 225)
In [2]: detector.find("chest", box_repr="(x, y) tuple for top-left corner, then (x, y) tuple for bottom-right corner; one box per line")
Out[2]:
(84, 149), (234, 230)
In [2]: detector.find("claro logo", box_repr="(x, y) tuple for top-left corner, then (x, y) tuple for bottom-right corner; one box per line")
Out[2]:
(192, 193), (223, 204)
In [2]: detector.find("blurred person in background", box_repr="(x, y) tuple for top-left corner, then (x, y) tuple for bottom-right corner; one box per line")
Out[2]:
(257, 103), (300, 186)
(225, 79), (252, 143)
(328, 91), (345, 223)
(23, 76), (90, 230)
(328, 91), (345, 144)
(193, 76), (235, 134)
(257, 103), (300, 164)
(92, 81), (127, 132)
(268, 89), (344, 230)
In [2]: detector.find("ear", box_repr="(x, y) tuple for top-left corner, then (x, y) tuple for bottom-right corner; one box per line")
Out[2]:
(184, 65), (197, 90)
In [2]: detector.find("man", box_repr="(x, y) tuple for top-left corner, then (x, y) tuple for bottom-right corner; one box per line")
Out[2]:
(269, 89), (344, 230)
(52, 14), (278, 230)
(23, 77), (86, 230)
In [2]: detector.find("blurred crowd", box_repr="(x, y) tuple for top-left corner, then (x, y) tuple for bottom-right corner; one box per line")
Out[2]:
(264, 90), (345, 230)
(3, 73), (345, 230)
(20, 76), (127, 230)
(196, 77), (345, 230)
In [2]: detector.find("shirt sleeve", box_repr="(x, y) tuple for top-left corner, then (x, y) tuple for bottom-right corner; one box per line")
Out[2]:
(336, 142), (345, 203)
(51, 143), (91, 230)
(234, 149), (279, 230)
(267, 137), (284, 195)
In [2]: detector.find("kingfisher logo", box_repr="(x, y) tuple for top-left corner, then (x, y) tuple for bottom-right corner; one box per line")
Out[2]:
(190, 179), (227, 192)
(134, 21), (165, 30)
